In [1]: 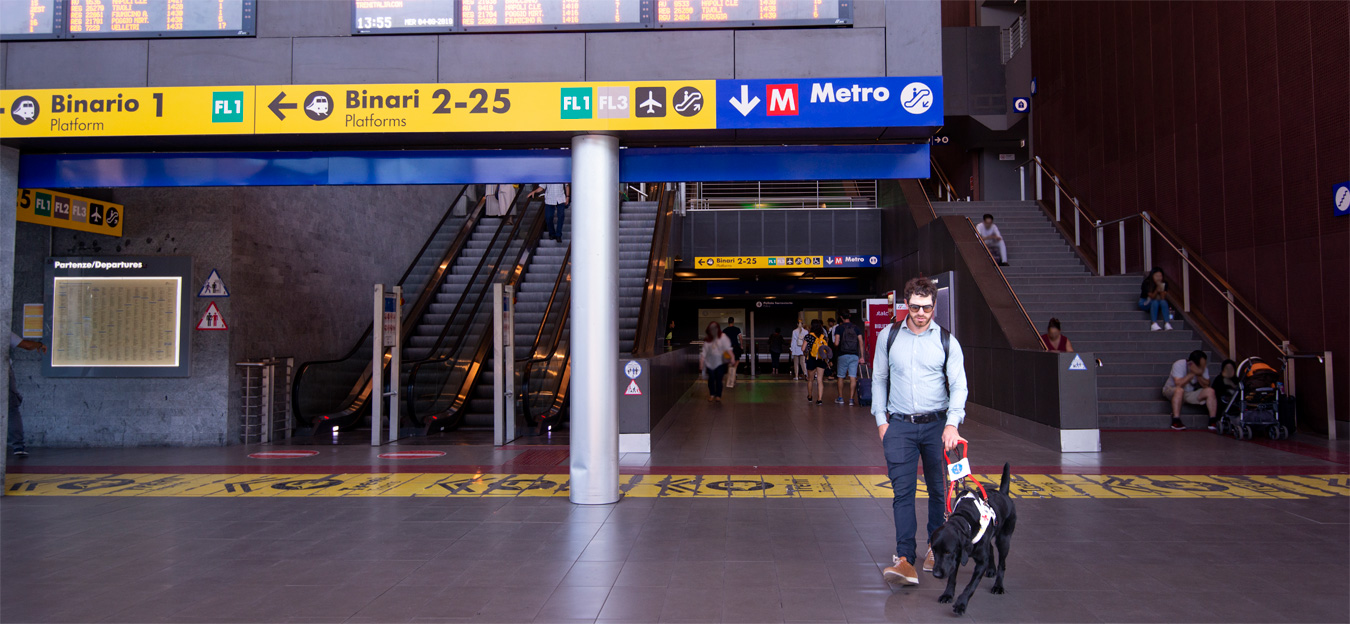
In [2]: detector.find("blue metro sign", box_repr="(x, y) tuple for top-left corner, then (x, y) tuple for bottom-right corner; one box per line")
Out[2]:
(716, 76), (944, 129)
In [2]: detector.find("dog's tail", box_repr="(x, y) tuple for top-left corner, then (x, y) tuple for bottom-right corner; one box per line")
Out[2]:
(999, 462), (1011, 496)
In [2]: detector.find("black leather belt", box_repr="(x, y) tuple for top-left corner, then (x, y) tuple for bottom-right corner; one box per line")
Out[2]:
(888, 410), (946, 424)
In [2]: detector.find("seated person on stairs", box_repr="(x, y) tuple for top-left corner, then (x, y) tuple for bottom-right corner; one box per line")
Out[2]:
(976, 214), (1009, 267)
(1139, 267), (1174, 331)
(1040, 318), (1074, 353)
(1163, 349), (1217, 431)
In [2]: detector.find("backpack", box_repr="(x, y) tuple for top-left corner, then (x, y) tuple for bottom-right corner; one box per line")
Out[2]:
(837, 323), (861, 355)
(882, 322), (951, 398)
(808, 333), (832, 362)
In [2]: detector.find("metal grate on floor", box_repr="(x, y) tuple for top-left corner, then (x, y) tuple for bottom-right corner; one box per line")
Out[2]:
(510, 449), (569, 466)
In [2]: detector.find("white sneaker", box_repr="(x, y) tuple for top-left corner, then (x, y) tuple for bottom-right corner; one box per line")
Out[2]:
(1150, 323), (1161, 331)
(1164, 322), (1174, 331)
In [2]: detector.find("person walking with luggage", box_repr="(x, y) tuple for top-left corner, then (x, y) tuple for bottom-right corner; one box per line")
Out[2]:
(8, 333), (44, 457)
(873, 277), (969, 586)
(723, 318), (744, 388)
(833, 312), (865, 405)
(791, 319), (809, 380)
(700, 321), (734, 403)
(804, 319), (831, 405)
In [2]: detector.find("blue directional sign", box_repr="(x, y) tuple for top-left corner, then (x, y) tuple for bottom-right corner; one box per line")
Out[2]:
(1013, 97), (1030, 113)
(1335, 182), (1350, 217)
(716, 76), (943, 129)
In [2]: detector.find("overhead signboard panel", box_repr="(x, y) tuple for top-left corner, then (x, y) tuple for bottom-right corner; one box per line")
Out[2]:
(0, 86), (255, 138)
(16, 188), (125, 237)
(0, 0), (65, 39)
(717, 76), (943, 129)
(461, 0), (648, 31)
(0, 76), (941, 138)
(67, 0), (254, 38)
(657, 0), (850, 28)
(253, 81), (716, 134)
(353, 0), (455, 34)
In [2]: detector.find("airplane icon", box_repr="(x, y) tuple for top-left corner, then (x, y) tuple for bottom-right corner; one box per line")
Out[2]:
(639, 94), (663, 115)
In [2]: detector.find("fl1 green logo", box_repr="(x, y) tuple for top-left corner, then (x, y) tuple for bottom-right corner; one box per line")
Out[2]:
(212, 92), (244, 123)
(560, 88), (592, 120)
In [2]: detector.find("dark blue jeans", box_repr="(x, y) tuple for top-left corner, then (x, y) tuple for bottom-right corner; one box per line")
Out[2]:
(1139, 297), (1169, 324)
(705, 365), (727, 397)
(883, 418), (947, 563)
(8, 368), (24, 452)
(544, 203), (566, 240)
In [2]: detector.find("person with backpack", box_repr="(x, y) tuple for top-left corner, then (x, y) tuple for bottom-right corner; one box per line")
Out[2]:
(833, 312), (866, 405)
(803, 319), (832, 405)
(873, 277), (969, 587)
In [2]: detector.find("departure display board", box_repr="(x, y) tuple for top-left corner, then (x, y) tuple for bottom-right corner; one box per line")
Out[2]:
(67, 0), (254, 38)
(460, 0), (645, 31)
(0, 0), (64, 38)
(353, 0), (454, 34)
(658, 0), (849, 27)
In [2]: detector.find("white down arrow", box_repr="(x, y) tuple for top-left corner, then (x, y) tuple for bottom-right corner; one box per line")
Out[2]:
(728, 85), (761, 116)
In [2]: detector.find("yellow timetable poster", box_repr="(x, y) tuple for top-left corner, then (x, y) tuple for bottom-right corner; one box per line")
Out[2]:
(51, 277), (182, 367)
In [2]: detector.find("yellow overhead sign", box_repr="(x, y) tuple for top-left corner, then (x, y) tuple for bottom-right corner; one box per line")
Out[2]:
(16, 189), (124, 237)
(694, 256), (824, 269)
(1, 81), (714, 137)
(1, 87), (254, 138)
(253, 81), (716, 134)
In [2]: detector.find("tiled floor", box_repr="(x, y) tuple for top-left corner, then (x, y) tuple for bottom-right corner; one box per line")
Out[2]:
(2, 378), (1347, 623)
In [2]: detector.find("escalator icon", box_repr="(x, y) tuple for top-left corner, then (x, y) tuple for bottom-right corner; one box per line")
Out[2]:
(900, 82), (933, 114)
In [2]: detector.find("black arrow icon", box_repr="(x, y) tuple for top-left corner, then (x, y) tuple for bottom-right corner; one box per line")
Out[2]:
(268, 92), (296, 120)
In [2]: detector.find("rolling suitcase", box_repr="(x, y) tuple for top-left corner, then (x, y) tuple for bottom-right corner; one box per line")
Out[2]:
(857, 364), (872, 406)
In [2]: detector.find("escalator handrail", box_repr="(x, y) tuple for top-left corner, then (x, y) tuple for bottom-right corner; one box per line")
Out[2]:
(517, 246), (570, 424)
(632, 184), (676, 355)
(405, 192), (549, 426)
(291, 185), (473, 424)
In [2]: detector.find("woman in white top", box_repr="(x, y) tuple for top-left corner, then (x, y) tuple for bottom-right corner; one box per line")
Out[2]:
(790, 319), (809, 381)
(700, 321), (735, 403)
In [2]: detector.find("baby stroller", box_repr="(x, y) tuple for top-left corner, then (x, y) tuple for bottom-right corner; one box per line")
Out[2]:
(1217, 357), (1289, 440)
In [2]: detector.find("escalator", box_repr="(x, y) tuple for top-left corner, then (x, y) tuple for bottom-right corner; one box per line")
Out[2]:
(291, 186), (477, 431)
(403, 194), (546, 432)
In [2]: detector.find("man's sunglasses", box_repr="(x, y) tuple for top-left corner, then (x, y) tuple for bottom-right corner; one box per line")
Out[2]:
(907, 304), (934, 313)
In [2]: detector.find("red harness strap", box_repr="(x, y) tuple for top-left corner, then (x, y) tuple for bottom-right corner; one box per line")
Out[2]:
(943, 440), (988, 514)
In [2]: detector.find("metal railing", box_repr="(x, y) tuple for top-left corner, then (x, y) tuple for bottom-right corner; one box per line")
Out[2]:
(238, 358), (293, 443)
(1023, 156), (1337, 438)
(1001, 15), (1029, 64)
(686, 180), (878, 210)
(928, 157), (964, 203)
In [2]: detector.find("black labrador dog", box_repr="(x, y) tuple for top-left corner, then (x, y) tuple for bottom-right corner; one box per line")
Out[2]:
(928, 462), (1017, 615)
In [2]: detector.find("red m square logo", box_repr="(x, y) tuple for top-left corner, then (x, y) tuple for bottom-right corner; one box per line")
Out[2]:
(767, 84), (799, 116)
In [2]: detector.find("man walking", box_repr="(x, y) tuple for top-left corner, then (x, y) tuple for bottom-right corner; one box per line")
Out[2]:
(722, 318), (743, 388)
(833, 312), (865, 405)
(528, 183), (570, 242)
(872, 277), (968, 585)
(8, 332), (45, 457)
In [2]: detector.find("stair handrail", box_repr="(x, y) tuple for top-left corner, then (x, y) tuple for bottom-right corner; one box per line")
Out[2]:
(291, 185), (475, 426)
(928, 157), (963, 203)
(404, 192), (548, 428)
(1028, 156), (1294, 359)
(633, 184), (676, 355)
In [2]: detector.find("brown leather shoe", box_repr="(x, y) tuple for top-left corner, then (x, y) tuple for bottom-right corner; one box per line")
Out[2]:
(883, 555), (919, 585)
(923, 548), (935, 572)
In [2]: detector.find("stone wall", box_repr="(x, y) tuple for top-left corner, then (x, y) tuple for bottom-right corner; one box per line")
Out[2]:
(9, 185), (457, 446)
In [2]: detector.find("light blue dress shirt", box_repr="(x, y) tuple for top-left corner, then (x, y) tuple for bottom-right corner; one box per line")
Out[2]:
(870, 321), (968, 428)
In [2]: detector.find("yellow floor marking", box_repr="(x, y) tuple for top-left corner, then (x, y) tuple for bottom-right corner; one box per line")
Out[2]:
(4, 473), (1346, 500)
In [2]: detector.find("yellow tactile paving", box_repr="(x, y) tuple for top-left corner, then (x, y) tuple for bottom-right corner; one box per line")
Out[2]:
(5, 472), (1347, 500)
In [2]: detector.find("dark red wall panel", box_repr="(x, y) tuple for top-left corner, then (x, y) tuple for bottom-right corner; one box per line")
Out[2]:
(1030, 0), (1350, 428)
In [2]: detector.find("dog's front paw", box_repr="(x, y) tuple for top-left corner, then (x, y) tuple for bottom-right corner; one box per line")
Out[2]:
(938, 593), (953, 604)
(952, 602), (968, 615)
(990, 585), (1005, 595)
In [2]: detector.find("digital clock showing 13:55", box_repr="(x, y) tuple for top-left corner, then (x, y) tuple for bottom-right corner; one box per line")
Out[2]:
(353, 0), (456, 34)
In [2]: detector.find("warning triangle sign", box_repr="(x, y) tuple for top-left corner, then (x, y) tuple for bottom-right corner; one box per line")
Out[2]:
(1068, 354), (1086, 371)
(624, 380), (642, 396)
(197, 302), (228, 330)
(198, 269), (229, 297)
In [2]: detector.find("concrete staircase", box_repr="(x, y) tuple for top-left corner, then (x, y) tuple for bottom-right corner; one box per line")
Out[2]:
(933, 200), (1214, 430)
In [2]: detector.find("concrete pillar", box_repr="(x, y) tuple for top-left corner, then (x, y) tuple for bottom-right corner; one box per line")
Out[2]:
(1, 146), (19, 484)
(568, 134), (621, 505)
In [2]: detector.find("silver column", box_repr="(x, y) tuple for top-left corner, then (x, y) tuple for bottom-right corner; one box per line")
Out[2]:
(569, 134), (621, 505)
